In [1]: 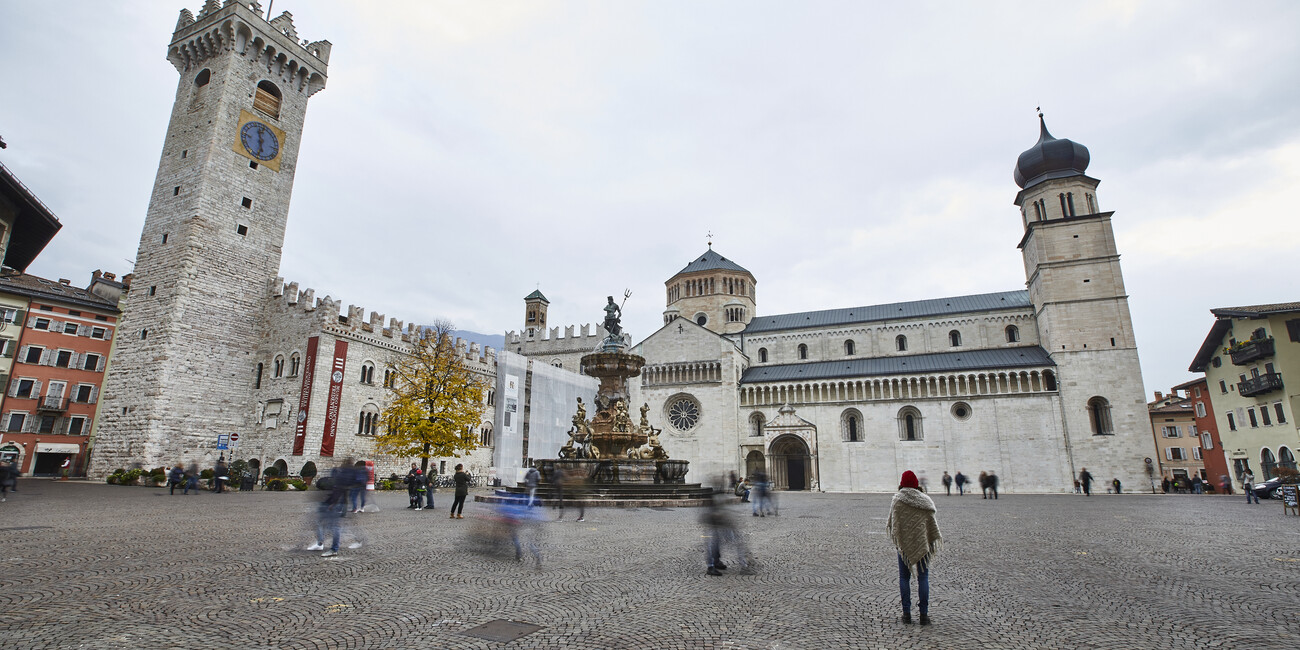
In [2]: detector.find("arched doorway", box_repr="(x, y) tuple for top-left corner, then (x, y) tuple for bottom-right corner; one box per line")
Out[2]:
(272, 458), (288, 478)
(768, 435), (811, 491)
(248, 458), (261, 477)
(745, 450), (765, 478)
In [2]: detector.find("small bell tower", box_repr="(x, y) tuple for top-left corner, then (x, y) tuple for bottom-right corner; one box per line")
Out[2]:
(524, 289), (549, 338)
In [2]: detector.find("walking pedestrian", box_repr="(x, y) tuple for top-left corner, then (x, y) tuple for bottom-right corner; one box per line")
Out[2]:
(941, 471), (952, 496)
(213, 458), (229, 493)
(1112, 478), (1122, 495)
(987, 472), (999, 499)
(887, 470), (942, 626)
(167, 463), (185, 495)
(308, 474), (349, 557)
(1079, 467), (1094, 497)
(450, 463), (470, 519)
(1161, 477), (1170, 494)
(185, 462), (200, 494)
(405, 463), (420, 509)
(555, 466), (586, 522)
(0, 458), (17, 501)
(1191, 475), (1203, 494)
(1219, 474), (1233, 496)
(752, 469), (775, 516)
(524, 464), (541, 507)
(348, 461), (369, 513)
(954, 471), (966, 496)
(1074, 479), (1082, 494)
(703, 493), (748, 576)
(978, 471), (989, 499)
(1243, 469), (1259, 504)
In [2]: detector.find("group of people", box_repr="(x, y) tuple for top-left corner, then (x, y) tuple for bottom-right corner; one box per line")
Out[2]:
(938, 470), (998, 498)
(402, 463), (471, 518)
(729, 471), (777, 516)
(164, 460), (231, 494)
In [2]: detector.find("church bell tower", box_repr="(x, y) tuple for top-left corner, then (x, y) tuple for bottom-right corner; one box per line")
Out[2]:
(90, 2), (330, 474)
(1014, 114), (1153, 489)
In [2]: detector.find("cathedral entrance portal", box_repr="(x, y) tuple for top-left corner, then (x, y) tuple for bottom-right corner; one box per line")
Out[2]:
(768, 435), (811, 491)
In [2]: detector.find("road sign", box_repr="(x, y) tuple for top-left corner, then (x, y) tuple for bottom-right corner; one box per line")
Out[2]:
(216, 433), (230, 451)
(230, 432), (240, 443)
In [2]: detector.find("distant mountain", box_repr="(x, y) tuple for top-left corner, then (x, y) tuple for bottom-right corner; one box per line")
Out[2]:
(453, 330), (505, 353)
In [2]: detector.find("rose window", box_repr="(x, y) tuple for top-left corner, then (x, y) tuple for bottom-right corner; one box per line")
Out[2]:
(667, 398), (700, 431)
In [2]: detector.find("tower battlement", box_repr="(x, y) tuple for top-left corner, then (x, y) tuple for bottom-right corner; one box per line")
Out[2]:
(169, 2), (329, 96)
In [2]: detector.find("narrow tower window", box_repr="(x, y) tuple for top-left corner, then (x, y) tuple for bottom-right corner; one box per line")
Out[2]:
(1005, 325), (1020, 343)
(1059, 193), (1068, 216)
(949, 330), (962, 347)
(758, 348), (768, 363)
(896, 335), (907, 352)
(798, 344), (808, 360)
(844, 340), (855, 356)
(1066, 192), (1076, 216)
(194, 69), (210, 87)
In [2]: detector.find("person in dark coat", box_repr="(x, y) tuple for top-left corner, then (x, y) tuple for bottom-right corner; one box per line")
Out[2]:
(0, 458), (17, 501)
(213, 459), (229, 493)
(450, 464), (470, 519)
(167, 464), (185, 495)
(702, 492), (747, 576)
(405, 463), (421, 508)
(986, 472), (999, 499)
(953, 471), (967, 496)
(1079, 468), (1094, 497)
(978, 471), (989, 499)
(941, 472), (952, 496)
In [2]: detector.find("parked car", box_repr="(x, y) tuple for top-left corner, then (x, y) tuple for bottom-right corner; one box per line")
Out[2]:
(1252, 477), (1284, 500)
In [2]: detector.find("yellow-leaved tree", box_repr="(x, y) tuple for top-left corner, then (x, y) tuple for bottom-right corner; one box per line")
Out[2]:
(377, 320), (487, 474)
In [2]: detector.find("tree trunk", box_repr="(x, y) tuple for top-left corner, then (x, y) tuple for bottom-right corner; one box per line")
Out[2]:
(421, 443), (430, 475)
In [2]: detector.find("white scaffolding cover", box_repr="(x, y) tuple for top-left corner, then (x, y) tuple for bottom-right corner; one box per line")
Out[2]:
(492, 350), (597, 483)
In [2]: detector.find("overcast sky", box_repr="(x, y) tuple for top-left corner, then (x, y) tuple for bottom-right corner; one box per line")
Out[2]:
(2, 1), (1298, 397)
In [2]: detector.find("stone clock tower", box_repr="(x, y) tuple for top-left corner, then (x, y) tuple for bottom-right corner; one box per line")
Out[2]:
(90, 1), (330, 473)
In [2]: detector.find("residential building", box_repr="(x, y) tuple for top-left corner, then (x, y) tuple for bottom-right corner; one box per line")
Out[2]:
(1189, 303), (1300, 480)
(0, 272), (118, 475)
(1173, 377), (1229, 488)
(1147, 391), (1204, 486)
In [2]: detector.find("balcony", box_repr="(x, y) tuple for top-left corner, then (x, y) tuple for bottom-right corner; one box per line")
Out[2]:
(36, 396), (67, 412)
(1230, 337), (1275, 366)
(1239, 373), (1284, 398)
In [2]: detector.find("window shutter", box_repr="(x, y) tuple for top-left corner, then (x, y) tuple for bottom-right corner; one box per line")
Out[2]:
(79, 325), (91, 337)
(96, 356), (106, 372)
(13, 310), (25, 325)
(26, 317), (36, 328)
(104, 329), (112, 342)
(31, 380), (41, 397)
(68, 353), (79, 369)
(39, 349), (52, 366)
(18, 346), (29, 363)
(1164, 448), (1172, 461)
(48, 320), (61, 331)
(88, 386), (98, 404)
(7, 378), (17, 398)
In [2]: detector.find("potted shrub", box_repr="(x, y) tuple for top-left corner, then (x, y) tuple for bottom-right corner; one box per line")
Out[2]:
(299, 462), (317, 486)
(288, 479), (308, 491)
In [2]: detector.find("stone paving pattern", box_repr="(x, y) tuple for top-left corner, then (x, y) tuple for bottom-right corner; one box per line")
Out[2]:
(0, 481), (1297, 649)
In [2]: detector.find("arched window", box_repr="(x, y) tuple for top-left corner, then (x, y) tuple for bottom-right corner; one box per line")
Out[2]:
(949, 330), (962, 347)
(896, 335), (907, 352)
(254, 362), (263, 389)
(798, 344), (808, 360)
(1005, 325), (1020, 343)
(357, 404), (380, 435)
(359, 361), (375, 384)
(758, 348), (768, 363)
(194, 69), (210, 87)
(844, 340), (855, 356)
(1059, 193), (1068, 217)
(1066, 192), (1076, 216)
(898, 406), (922, 441)
(254, 80), (282, 118)
(1261, 448), (1278, 479)
(749, 412), (765, 437)
(273, 355), (285, 378)
(480, 424), (493, 447)
(1043, 370), (1057, 391)
(1279, 446), (1296, 472)
(289, 352), (300, 377)
(1087, 397), (1113, 435)
(1033, 202), (1042, 220)
(842, 409), (863, 442)
(1086, 193), (1096, 213)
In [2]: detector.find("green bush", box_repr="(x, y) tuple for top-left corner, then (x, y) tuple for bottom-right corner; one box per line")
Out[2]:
(229, 460), (249, 484)
(263, 467), (280, 478)
(265, 478), (287, 491)
(200, 469), (214, 480)
(299, 462), (317, 479)
(105, 475), (118, 485)
(288, 479), (308, 491)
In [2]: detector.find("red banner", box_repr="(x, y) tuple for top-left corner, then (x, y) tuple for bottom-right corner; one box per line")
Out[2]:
(292, 336), (319, 456)
(319, 339), (348, 457)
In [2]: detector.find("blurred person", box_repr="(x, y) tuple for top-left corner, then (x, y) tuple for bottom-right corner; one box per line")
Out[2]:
(728, 470), (739, 494)
(752, 469), (773, 517)
(887, 470), (942, 626)
(213, 458), (229, 493)
(524, 464), (541, 507)
(954, 471), (966, 496)
(1161, 477), (1170, 494)
(185, 462), (200, 494)
(917, 471), (929, 493)
(308, 472), (349, 557)
(1112, 478), (1122, 494)
(501, 495), (543, 567)
(941, 471), (952, 496)
(1079, 468), (1094, 497)
(987, 472), (998, 500)
(405, 463), (421, 509)
(167, 464), (185, 495)
(702, 493), (749, 576)
(1220, 474), (1233, 495)
(1191, 475), (1202, 494)
(555, 465), (586, 522)
(978, 471), (989, 499)
(0, 458), (16, 501)
(348, 461), (369, 513)
(450, 463), (470, 519)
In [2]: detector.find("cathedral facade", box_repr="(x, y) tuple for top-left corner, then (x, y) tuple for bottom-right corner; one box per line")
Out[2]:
(513, 119), (1156, 493)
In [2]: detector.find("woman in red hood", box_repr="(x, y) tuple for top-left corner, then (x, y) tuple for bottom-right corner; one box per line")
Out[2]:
(887, 470), (943, 625)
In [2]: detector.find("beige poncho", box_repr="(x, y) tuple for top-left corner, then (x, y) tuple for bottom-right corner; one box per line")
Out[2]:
(886, 487), (943, 576)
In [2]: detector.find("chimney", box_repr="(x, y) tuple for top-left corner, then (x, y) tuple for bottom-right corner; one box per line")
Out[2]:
(104, 272), (116, 281)
(58, 278), (71, 285)
(121, 273), (133, 287)
(92, 270), (103, 281)
(1154, 391), (1163, 402)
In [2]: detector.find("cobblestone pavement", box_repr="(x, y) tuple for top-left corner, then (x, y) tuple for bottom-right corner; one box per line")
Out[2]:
(0, 481), (1297, 649)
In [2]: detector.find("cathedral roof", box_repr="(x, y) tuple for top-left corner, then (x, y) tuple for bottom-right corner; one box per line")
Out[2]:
(672, 248), (750, 277)
(743, 290), (1030, 334)
(524, 289), (549, 303)
(741, 346), (1055, 384)
(1013, 115), (1091, 189)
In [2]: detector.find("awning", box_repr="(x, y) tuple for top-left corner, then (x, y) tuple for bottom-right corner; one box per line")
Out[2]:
(36, 443), (80, 454)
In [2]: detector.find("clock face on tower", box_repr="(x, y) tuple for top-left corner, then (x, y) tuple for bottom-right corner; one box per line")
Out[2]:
(240, 121), (280, 161)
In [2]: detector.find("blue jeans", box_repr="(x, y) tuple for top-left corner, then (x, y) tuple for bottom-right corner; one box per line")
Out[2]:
(1246, 488), (1258, 504)
(316, 506), (341, 552)
(349, 488), (366, 511)
(898, 554), (929, 615)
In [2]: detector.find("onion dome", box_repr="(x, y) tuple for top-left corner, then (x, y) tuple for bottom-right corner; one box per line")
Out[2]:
(1013, 114), (1090, 189)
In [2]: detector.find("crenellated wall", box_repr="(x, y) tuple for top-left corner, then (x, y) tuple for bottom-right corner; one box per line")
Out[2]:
(505, 322), (606, 373)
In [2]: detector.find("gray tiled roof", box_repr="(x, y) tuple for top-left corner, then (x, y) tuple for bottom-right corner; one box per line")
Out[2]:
(673, 248), (750, 276)
(740, 346), (1054, 384)
(743, 290), (1031, 334)
(0, 272), (118, 312)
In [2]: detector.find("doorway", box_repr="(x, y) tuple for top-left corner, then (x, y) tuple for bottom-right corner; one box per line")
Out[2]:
(768, 435), (811, 491)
